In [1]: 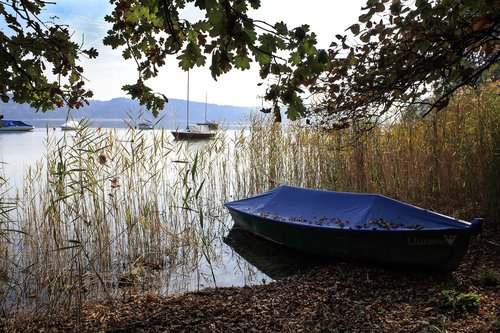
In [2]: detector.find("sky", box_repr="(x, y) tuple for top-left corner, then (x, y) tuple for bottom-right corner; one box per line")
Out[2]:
(42, 0), (367, 107)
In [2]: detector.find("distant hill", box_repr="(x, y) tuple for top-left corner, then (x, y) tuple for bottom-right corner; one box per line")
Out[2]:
(0, 97), (257, 128)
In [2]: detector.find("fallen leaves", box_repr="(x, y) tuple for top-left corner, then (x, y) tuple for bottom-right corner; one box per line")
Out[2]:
(2, 228), (499, 333)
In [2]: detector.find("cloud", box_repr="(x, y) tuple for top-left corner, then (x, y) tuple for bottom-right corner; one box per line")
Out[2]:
(43, 0), (113, 20)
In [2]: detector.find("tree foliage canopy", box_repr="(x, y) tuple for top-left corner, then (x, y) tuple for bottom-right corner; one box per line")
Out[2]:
(1, 0), (498, 123)
(103, 0), (500, 121)
(314, 0), (500, 126)
(0, 0), (98, 111)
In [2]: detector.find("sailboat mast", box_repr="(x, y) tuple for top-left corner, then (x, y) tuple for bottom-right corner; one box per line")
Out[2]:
(186, 70), (190, 130)
(204, 92), (208, 122)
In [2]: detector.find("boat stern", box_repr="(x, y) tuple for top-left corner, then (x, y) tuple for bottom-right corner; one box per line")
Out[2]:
(470, 218), (483, 235)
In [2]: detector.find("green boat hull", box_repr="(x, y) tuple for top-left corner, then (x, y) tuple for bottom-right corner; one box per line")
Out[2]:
(227, 209), (475, 271)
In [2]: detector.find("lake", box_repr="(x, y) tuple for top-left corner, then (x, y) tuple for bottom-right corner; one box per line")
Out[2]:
(0, 126), (316, 312)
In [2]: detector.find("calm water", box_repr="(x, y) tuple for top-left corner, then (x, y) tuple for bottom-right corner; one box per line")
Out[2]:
(0, 128), (317, 303)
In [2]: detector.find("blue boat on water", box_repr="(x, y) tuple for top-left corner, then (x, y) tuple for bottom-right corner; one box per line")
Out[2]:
(225, 186), (482, 270)
(135, 122), (154, 130)
(0, 120), (34, 132)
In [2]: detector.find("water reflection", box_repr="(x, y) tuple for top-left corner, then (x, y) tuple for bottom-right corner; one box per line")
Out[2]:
(223, 227), (329, 280)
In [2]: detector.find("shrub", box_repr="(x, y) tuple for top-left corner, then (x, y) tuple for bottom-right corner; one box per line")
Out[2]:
(455, 293), (482, 313)
(479, 271), (500, 287)
(428, 289), (482, 313)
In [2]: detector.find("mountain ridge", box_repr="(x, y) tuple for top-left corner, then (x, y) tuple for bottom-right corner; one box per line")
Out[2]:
(0, 97), (256, 128)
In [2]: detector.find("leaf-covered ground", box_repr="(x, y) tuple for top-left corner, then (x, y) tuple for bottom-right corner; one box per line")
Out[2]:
(2, 227), (499, 333)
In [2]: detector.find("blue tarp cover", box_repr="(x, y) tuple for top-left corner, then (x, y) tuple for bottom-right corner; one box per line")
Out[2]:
(1, 120), (32, 127)
(225, 186), (477, 231)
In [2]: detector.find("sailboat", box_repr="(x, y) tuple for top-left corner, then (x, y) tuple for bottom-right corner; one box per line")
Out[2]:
(171, 71), (216, 140)
(60, 109), (80, 131)
(60, 120), (80, 131)
(196, 93), (219, 130)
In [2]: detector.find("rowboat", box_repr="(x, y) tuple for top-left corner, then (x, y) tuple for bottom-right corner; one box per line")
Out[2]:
(224, 186), (482, 270)
(0, 120), (34, 132)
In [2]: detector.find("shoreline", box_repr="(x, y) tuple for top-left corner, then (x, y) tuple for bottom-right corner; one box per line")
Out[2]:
(2, 227), (499, 333)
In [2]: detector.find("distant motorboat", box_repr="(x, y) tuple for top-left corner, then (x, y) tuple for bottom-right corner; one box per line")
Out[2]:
(0, 120), (34, 132)
(136, 122), (154, 130)
(60, 120), (80, 131)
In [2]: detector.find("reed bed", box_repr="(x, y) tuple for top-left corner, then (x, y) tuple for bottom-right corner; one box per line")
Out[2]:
(0, 82), (498, 323)
(1, 125), (233, 321)
(236, 82), (499, 221)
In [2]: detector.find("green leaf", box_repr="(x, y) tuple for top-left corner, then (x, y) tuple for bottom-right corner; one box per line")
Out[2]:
(259, 63), (271, 79)
(289, 51), (302, 65)
(249, 0), (261, 9)
(302, 37), (317, 56)
(69, 71), (79, 85)
(210, 51), (222, 79)
(347, 50), (357, 65)
(274, 21), (288, 35)
(195, 179), (205, 199)
(235, 54), (251, 70)
(349, 24), (360, 35)
(449, 69), (461, 82)
(360, 33), (371, 43)
(317, 49), (328, 64)
(359, 13), (373, 23)
(375, 3), (385, 12)
(193, 21), (211, 31)
(208, 8), (224, 25)
(177, 42), (206, 70)
(254, 49), (272, 65)
(415, 0), (429, 8)
(419, 40), (432, 52)
(259, 33), (278, 53)
(285, 99), (306, 120)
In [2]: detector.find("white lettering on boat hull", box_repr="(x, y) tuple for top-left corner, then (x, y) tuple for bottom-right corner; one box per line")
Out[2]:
(407, 235), (457, 246)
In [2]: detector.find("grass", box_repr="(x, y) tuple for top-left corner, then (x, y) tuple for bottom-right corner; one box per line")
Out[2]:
(427, 288), (483, 313)
(0, 82), (498, 324)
